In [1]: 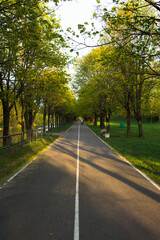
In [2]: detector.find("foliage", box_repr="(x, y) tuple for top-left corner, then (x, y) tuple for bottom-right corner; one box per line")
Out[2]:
(74, 0), (160, 137)
(74, 47), (117, 123)
(97, 0), (160, 75)
(0, 0), (75, 143)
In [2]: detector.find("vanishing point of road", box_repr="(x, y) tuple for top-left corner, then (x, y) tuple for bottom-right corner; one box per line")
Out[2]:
(0, 122), (160, 240)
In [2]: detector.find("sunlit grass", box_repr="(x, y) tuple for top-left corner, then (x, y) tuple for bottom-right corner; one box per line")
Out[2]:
(0, 135), (59, 182)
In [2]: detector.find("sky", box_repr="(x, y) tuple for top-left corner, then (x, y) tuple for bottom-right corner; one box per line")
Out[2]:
(57, 0), (103, 31)
(52, 0), (113, 57)
(49, 0), (114, 75)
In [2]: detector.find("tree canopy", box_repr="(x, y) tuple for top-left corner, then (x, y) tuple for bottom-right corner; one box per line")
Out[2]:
(0, 0), (76, 145)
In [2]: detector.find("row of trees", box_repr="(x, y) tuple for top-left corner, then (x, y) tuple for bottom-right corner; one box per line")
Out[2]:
(0, 0), (76, 145)
(74, 0), (160, 137)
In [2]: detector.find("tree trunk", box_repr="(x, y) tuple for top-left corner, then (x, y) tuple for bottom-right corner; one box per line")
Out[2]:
(43, 104), (47, 133)
(24, 110), (30, 137)
(24, 108), (34, 137)
(138, 118), (143, 137)
(24, 109), (31, 136)
(48, 110), (50, 131)
(106, 117), (110, 133)
(59, 115), (62, 126)
(21, 104), (25, 133)
(1, 71), (10, 145)
(100, 113), (105, 129)
(55, 113), (59, 127)
(134, 71), (144, 137)
(94, 113), (98, 126)
(51, 112), (55, 128)
(135, 113), (143, 137)
(59, 115), (64, 126)
(20, 100), (25, 142)
(89, 116), (93, 123)
(2, 102), (10, 146)
(106, 109), (111, 133)
(127, 111), (131, 138)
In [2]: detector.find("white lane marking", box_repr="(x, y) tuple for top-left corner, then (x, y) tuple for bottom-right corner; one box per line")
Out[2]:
(74, 124), (80, 240)
(119, 156), (160, 191)
(87, 125), (160, 191)
(7, 162), (32, 183)
(65, 124), (74, 133)
(0, 158), (38, 189)
(0, 137), (61, 190)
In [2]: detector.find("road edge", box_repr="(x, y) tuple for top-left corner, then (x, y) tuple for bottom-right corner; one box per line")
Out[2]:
(87, 125), (160, 191)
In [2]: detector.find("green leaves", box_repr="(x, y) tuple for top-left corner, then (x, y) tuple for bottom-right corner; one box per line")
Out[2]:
(74, 47), (117, 118)
(0, 0), (72, 138)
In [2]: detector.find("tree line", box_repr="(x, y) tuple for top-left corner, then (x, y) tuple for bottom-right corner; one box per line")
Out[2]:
(0, 0), (76, 145)
(73, 0), (160, 138)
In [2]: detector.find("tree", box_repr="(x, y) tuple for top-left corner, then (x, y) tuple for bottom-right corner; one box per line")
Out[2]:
(0, 0), (68, 145)
(100, 45), (136, 137)
(55, 88), (77, 125)
(40, 68), (69, 131)
(95, 0), (159, 136)
(0, 0), (42, 143)
(71, 0), (159, 137)
(74, 47), (117, 129)
(97, 0), (160, 74)
(143, 81), (160, 123)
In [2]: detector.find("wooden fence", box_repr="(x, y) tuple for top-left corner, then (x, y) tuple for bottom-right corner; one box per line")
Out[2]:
(0, 126), (52, 154)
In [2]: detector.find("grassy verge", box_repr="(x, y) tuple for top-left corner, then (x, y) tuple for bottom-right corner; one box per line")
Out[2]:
(49, 123), (72, 133)
(0, 123), (73, 182)
(87, 121), (160, 185)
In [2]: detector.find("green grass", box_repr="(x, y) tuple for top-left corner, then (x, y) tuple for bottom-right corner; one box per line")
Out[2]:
(0, 123), (73, 183)
(49, 123), (72, 133)
(87, 120), (160, 185)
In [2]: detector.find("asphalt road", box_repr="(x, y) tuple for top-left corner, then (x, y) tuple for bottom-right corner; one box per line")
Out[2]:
(0, 122), (160, 240)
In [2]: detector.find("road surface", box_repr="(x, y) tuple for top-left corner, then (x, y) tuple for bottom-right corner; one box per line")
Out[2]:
(0, 122), (160, 240)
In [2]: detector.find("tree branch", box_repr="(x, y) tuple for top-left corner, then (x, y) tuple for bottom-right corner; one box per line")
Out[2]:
(144, 0), (160, 11)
